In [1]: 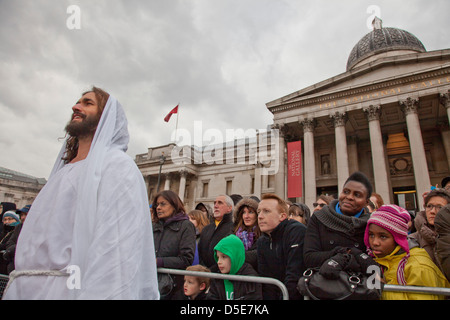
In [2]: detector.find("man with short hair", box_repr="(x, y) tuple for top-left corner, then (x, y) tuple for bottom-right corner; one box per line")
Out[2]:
(4, 87), (159, 300)
(198, 195), (234, 268)
(256, 193), (306, 300)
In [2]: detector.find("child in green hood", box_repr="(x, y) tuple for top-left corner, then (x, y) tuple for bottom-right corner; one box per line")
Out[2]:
(207, 234), (262, 300)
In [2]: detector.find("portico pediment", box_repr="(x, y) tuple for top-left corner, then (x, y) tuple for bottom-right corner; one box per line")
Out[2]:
(267, 49), (450, 119)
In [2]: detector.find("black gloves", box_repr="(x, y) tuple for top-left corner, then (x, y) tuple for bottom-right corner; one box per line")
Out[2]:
(319, 253), (354, 279)
(319, 248), (379, 279)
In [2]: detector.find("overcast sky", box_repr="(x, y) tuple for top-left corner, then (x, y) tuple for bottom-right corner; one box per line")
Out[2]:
(1, 0), (449, 179)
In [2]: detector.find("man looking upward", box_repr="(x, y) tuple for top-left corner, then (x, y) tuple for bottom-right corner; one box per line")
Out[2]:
(4, 87), (159, 300)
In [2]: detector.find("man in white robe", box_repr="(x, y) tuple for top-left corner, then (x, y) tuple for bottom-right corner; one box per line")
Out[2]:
(3, 87), (159, 300)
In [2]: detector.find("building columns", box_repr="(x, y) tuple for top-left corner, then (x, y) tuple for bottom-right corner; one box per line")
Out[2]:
(400, 97), (430, 209)
(440, 90), (450, 125)
(330, 111), (350, 192)
(301, 118), (316, 209)
(363, 105), (391, 203)
(254, 162), (262, 199)
(274, 127), (286, 199)
(164, 173), (171, 190)
(179, 170), (187, 202)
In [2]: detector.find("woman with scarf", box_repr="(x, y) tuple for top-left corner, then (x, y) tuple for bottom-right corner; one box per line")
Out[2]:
(152, 190), (196, 299)
(0, 202), (16, 235)
(304, 171), (378, 278)
(232, 197), (261, 270)
(0, 211), (21, 274)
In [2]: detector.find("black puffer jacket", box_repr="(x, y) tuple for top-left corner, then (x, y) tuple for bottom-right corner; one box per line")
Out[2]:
(257, 219), (306, 300)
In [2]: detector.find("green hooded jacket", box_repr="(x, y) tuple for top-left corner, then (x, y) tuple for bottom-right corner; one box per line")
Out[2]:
(214, 234), (245, 300)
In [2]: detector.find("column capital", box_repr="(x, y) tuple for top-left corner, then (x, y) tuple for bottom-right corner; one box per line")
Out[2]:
(399, 97), (419, 115)
(330, 111), (348, 128)
(363, 104), (381, 122)
(300, 118), (316, 133)
(439, 90), (450, 109)
(179, 169), (188, 177)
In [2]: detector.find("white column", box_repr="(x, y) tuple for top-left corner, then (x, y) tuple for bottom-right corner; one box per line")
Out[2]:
(254, 162), (262, 198)
(441, 130), (450, 171)
(274, 125), (286, 199)
(178, 170), (187, 202)
(164, 173), (171, 190)
(364, 105), (391, 203)
(440, 90), (450, 124)
(301, 118), (316, 209)
(330, 111), (349, 192)
(400, 97), (430, 209)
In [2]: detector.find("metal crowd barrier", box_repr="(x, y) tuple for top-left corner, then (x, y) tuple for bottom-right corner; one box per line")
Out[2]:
(1, 270), (449, 300)
(158, 268), (450, 300)
(383, 284), (450, 296)
(157, 267), (290, 300)
(0, 274), (9, 300)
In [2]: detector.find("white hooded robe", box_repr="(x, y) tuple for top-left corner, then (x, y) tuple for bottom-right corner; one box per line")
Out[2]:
(3, 95), (159, 300)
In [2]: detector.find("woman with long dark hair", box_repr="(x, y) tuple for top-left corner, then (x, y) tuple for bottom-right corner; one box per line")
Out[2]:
(151, 190), (196, 299)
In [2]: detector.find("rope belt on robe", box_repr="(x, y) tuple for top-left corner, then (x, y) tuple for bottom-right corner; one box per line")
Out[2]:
(4, 270), (69, 296)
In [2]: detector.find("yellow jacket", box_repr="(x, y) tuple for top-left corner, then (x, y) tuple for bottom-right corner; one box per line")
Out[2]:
(375, 246), (450, 300)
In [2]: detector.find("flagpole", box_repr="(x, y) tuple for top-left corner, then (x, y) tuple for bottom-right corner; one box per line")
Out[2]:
(175, 103), (179, 144)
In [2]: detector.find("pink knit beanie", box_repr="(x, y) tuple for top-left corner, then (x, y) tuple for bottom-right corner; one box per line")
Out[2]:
(364, 204), (411, 285)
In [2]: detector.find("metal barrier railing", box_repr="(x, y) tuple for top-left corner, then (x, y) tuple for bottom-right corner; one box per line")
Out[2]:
(158, 268), (450, 300)
(1, 270), (448, 300)
(157, 267), (290, 300)
(0, 274), (9, 300)
(383, 284), (450, 296)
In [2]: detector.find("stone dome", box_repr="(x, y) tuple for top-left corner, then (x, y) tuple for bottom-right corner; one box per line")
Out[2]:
(346, 18), (426, 71)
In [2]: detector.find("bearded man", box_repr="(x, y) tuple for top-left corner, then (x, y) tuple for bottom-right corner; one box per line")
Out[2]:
(3, 87), (159, 300)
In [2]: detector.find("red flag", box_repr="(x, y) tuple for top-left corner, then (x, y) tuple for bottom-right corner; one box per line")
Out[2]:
(287, 141), (302, 198)
(164, 105), (179, 122)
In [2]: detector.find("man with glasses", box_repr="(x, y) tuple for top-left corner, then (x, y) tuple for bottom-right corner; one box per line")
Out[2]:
(410, 188), (450, 269)
(312, 195), (333, 213)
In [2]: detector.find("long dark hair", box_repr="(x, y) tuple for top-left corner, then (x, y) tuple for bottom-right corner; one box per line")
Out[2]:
(151, 190), (186, 222)
(62, 86), (110, 164)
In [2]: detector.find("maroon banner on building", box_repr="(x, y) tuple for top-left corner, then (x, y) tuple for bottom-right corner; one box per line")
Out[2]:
(287, 141), (302, 198)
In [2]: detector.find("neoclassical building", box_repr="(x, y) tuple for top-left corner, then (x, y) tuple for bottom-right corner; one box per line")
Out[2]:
(135, 130), (280, 211)
(136, 19), (450, 212)
(267, 18), (450, 210)
(0, 166), (46, 208)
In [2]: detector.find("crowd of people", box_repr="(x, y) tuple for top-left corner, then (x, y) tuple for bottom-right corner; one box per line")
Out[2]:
(146, 172), (450, 300)
(0, 204), (30, 275)
(2, 172), (450, 300)
(1, 87), (449, 300)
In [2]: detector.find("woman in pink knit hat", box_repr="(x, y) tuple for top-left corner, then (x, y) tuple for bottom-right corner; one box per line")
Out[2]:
(365, 204), (449, 300)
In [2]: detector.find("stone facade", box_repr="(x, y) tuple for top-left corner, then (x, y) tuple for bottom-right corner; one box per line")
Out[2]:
(0, 167), (46, 208)
(135, 131), (279, 211)
(136, 21), (450, 213)
(267, 22), (450, 211)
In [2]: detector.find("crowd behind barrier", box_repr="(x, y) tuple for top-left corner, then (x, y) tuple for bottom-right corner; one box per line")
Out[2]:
(1, 173), (450, 300)
(1, 269), (450, 300)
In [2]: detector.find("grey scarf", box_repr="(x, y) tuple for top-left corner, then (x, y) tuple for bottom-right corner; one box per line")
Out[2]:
(314, 199), (370, 236)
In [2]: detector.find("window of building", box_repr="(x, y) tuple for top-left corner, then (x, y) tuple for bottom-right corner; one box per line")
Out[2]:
(202, 181), (209, 198)
(226, 180), (233, 195)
